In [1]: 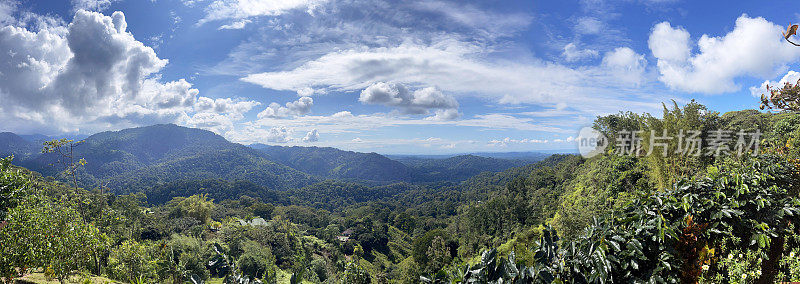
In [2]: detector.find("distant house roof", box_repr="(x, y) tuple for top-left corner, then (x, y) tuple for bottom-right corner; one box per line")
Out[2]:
(337, 236), (350, 242)
(342, 229), (354, 236)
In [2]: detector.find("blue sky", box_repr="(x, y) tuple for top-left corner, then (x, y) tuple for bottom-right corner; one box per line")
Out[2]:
(0, 0), (799, 154)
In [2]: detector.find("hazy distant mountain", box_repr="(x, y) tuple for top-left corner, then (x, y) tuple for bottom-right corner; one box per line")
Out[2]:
(387, 151), (552, 161)
(250, 145), (541, 182)
(18, 134), (50, 143)
(393, 154), (532, 182)
(252, 145), (416, 182)
(468, 151), (554, 161)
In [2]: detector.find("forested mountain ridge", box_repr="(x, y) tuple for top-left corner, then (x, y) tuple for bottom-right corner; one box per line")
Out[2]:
(138, 152), (565, 210)
(393, 154), (532, 182)
(0, 132), (38, 160)
(27, 124), (231, 175)
(4, 124), (316, 192)
(253, 145), (416, 181)
(0, 124), (540, 195)
(253, 145), (535, 182)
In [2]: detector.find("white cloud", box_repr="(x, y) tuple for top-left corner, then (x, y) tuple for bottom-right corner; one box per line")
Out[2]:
(553, 136), (575, 143)
(211, 0), (535, 77)
(602, 47), (647, 85)
(286, 96), (313, 113)
(194, 97), (260, 117)
(308, 136), (477, 153)
(257, 96), (313, 119)
(649, 22), (691, 63)
(185, 113), (235, 135)
(331, 111), (354, 119)
(0, 0), (17, 25)
(413, 0), (532, 38)
(576, 17), (604, 35)
(199, 0), (327, 26)
(224, 107), (579, 151)
(296, 87), (315, 96)
(649, 15), (800, 94)
(750, 70), (800, 98)
(188, 97), (261, 134)
(218, 19), (251, 30)
(0, 10), (258, 134)
(488, 137), (552, 147)
(487, 136), (574, 147)
(359, 82), (458, 118)
(563, 43), (599, 62)
(71, 0), (118, 12)
(424, 109), (460, 121)
(231, 110), (571, 145)
(241, 39), (664, 115)
(266, 126), (293, 143)
(302, 129), (319, 142)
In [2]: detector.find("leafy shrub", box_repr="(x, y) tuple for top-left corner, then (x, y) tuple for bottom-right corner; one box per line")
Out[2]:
(341, 261), (370, 284)
(237, 240), (276, 280)
(108, 240), (158, 283)
(0, 178), (109, 283)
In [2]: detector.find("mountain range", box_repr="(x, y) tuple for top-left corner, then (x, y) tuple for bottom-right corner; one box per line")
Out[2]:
(0, 124), (548, 196)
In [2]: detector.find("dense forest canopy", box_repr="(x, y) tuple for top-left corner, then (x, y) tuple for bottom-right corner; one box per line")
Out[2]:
(2, 101), (800, 283)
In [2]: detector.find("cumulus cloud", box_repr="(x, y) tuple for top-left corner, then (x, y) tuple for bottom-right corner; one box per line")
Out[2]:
(649, 15), (800, 94)
(187, 97), (261, 134)
(0, 10), (258, 134)
(257, 96), (313, 119)
(331, 111), (354, 119)
(0, 1), (16, 25)
(563, 43), (599, 62)
(359, 82), (458, 118)
(194, 97), (260, 116)
(266, 126), (293, 143)
(302, 129), (319, 142)
(199, 0), (327, 26)
(424, 109), (460, 121)
(649, 22), (691, 63)
(601, 47), (647, 85)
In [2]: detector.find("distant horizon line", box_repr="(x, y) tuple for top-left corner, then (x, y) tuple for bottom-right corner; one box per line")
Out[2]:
(2, 125), (580, 157)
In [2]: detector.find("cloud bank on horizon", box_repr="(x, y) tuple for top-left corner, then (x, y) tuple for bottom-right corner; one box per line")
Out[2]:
(0, 0), (798, 154)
